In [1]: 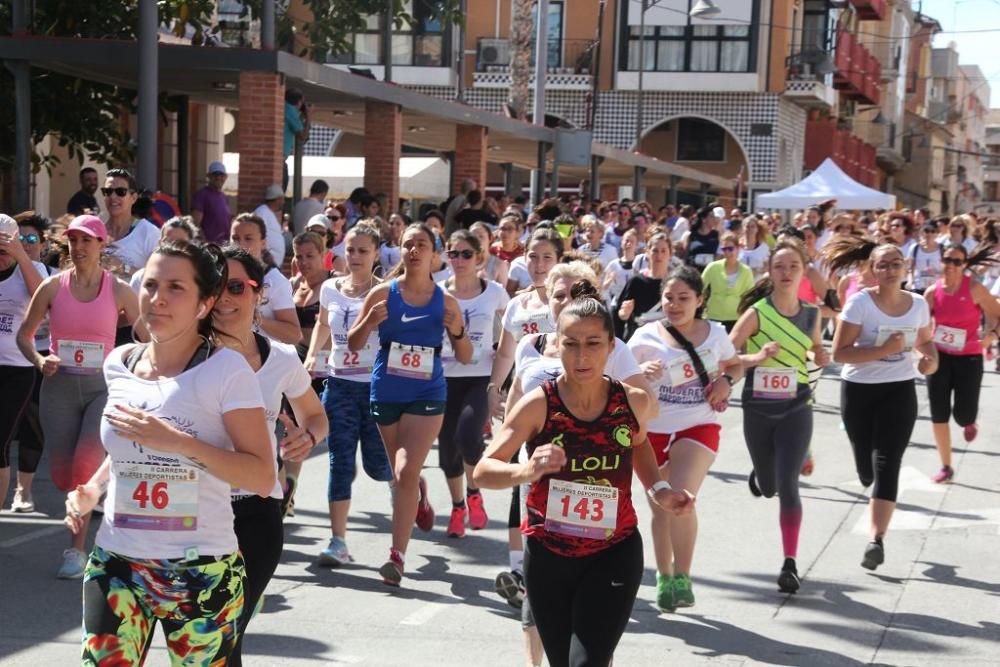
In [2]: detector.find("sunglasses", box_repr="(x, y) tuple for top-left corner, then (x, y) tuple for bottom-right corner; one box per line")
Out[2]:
(101, 187), (132, 198)
(942, 257), (965, 266)
(225, 278), (259, 296)
(328, 215), (341, 222)
(19, 233), (40, 244)
(720, 246), (736, 252)
(447, 249), (476, 260)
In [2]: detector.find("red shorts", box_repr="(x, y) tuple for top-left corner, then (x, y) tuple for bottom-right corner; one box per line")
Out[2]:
(648, 424), (721, 467)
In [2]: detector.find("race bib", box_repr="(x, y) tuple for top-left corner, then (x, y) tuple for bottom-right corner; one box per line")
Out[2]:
(544, 479), (619, 540)
(311, 350), (330, 377)
(666, 349), (717, 387)
(441, 334), (484, 364)
(387, 343), (435, 380)
(113, 463), (199, 531)
(331, 344), (375, 376)
(933, 325), (967, 351)
(57, 340), (104, 374)
(693, 253), (715, 267)
(875, 326), (917, 351)
(752, 367), (797, 400)
(515, 311), (550, 338)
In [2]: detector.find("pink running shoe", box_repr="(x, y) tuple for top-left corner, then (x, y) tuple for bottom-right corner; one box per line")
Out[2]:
(447, 506), (467, 538)
(931, 466), (954, 484)
(415, 476), (435, 531)
(963, 424), (978, 443)
(379, 548), (405, 586)
(467, 493), (488, 530)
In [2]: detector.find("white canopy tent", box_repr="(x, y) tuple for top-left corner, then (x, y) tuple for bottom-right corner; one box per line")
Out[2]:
(757, 158), (896, 210)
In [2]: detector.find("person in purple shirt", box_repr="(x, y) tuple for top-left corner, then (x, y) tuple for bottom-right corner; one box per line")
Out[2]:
(191, 161), (232, 243)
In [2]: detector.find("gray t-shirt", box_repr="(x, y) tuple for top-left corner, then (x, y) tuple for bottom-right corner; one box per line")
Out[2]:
(291, 198), (325, 235)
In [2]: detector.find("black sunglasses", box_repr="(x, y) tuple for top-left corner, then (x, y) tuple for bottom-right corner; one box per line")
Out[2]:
(942, 257), (965, 266)
(101, 187), (132, 197)
(447, 249), (476, 260)
(19, 233), (40, 244)
(225, 278), (259, 296)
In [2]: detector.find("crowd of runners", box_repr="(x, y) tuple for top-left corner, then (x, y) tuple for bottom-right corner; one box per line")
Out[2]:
(1, 174), (998, 666)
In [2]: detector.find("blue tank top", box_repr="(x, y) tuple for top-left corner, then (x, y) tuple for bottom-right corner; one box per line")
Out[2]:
(371, 279), (447, 402)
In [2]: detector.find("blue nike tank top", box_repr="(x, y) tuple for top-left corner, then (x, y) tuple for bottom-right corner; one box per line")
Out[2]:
(371, 279), (447, 402)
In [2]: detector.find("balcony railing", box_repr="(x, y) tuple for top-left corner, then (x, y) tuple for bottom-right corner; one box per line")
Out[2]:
(832, 27), (880, 105)
(474, 37), (596, 90)
(805, 118), (878, 187)
(851, 0), (887, 21)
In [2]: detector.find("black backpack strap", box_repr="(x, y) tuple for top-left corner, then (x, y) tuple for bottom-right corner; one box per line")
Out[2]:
(533, 333), (547, 354)
(665, 324), (711, 389)
(125, 344), (148, 372)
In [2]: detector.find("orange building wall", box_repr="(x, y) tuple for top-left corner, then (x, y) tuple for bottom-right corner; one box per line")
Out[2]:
(765, 0), (796, 94)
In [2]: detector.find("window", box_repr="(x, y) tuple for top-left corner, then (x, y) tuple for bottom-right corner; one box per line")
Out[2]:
(532, 1), (565, 68)
(676, 118), (726, 162)
(329, 0), (450, 67)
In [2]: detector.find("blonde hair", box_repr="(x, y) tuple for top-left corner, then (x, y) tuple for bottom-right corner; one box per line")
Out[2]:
(545, 260), (600, 294)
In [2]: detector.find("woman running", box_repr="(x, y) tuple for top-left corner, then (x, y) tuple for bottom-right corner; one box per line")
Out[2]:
(474, 297), (693, 667)
(682, 206), (720, 269)
(438, 230), (510, 537)
(230, 212), (302, 345)
(615, 232), (673, 341)
(63, 240), (275, 665)
(730, 239), (830, 593)
(908, 223), (943, 294)
(214, 245), (328, 665)
(627, 266), (742, 611)
(701, 232), (754, 332)
(922, 244), (1000, 482)
(16, 215), (139, 579)
(348, 223), (472, 585)
(825, 237), (938, 571)
(128, 216), (199, 293)
(305, 223), (394, 566)
(0, 217), (45, 510)
(471, 221), (509, 287)
(739, 215), (771, 279)
(602, 228), (639, 308)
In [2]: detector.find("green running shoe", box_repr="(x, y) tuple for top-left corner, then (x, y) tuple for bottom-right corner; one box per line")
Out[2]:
(656, 573), (675, 612)
(672, 573), (695, 608)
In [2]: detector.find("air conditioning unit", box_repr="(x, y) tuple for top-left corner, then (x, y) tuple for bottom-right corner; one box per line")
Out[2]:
(478, 39), (511, 69)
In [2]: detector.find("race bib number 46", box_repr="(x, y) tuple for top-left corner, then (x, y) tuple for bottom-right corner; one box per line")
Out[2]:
(387, 343), (434, 380)
(57, 340), (104, 374)
(544, 479), (618, 540)
(113, 463), (199, 531)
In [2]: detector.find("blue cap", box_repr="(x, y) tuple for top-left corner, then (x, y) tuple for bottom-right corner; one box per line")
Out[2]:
(208, 160), (227, 175)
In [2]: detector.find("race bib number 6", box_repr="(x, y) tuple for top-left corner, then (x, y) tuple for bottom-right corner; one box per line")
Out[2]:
(544, 479), (619, 540)
(387, 343), (435, 380)
(113, 463), (199, 531)
(57, 340), (104, 374)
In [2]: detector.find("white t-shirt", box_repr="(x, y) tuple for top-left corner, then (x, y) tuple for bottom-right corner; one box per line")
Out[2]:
(838, 289), (931, 384)
(98, 347), (264, 559)
(129, 268), (144, 294)
(739, 243), (770, 277)
(628, 321), (736, 434)
(508, 256), (531, 291)
(991, 273), (1000, 297)
(603, 258), (635, 306)
(380, 243), (401, 273)
(899, 238), (918, 260)
(910, 245), (943, 291)
(670, 217), (689, 243)
(501, 291), (555, 342)
(515, 332), (642, 395)
(260, 267), (295, 335)
(253, 203), (287, 264)
(104, 219), (160, 279)
(432, 263), (454, 283)
(319, 277), (379, 384)
(440, 279), (510, 377)
(0, 261), (47, 367)
(238, 339), (312, 499)
(579, 242), (620, 270)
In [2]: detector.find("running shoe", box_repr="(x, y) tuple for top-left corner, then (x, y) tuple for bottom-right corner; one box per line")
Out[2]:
(318, 535), (353, 567)
(467, 492), (488, 530)
(748, 470), (762, 498)
(379, 549), (405, 587)
(672, 573), (695, 608)
(280, 476), (298, 519)
(656, 573), (675, 612)
(495, 569), (525, 610)
(447, 506), (467, 538)
(931, 466), (954, 484)
(800, 452), (815, 477)
(11, 489), (34, 513)
(861, 540), (884, 571)
(777, 558), (800, 594)
(57, 548), (87, 579)
(415, 476), (435, 531)
(963, 424), (978, 443)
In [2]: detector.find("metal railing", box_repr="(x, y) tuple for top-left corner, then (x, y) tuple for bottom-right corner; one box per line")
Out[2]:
(476, 37), (597, 74)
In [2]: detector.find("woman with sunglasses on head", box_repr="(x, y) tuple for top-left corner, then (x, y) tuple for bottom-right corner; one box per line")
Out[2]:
(128, 217), (199, 293)
(922, 244), (1000, 484)
(824, 237), (937, 571)
(730, 239), (830, 594)
(62, 240), (274, 666)
(475, 297), (693, 667)
(16, 215), (139, 579)
(213, 245), (328, 665)
(349, 223), (472, 586)
(305, 223), (394, 567)
(701, 231), (754, 333)
(627, 266), (742, 611)
(230, 212), (302, 345)
(437, 230), (510, 537)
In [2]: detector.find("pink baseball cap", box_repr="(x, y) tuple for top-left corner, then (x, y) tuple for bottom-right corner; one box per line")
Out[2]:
(67, 215), (107, 240)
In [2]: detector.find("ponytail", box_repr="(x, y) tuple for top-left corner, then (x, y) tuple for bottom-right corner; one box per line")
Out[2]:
(820, 236), (878, 274)
(738, 276), (774, 315)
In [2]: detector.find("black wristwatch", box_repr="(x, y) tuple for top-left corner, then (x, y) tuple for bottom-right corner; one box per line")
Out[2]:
(721, 373), (736, 387)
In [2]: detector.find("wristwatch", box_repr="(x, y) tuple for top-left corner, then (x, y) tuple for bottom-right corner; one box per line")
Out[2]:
(720, 373), (736, 387)
(646, 480), (673, 498)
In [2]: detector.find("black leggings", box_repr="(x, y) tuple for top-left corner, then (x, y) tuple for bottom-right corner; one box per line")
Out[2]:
(13, 367), (44, 473)
(926, 352), (982, 426)
(742, 399), (812, 511)
(438, 376), (490, 479)
(0, 366), (36, 469)
(231, 495), (284, 666)
(525, 532), (643, 667)
(841, 380), (917, 502)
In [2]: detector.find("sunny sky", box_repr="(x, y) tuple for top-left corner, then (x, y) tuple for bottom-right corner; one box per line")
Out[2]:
(920, 0), (1000, 106)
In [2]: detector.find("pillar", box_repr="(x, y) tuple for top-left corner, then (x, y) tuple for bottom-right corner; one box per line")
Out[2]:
(237, 71), (284, 213)
(364, 101), (402, 214)
(453, 124), (488, 194)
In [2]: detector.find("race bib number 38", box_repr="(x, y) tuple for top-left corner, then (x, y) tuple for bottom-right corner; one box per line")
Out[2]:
(387, 343), (435, 380)
(113, 463), (199, 531)
(544, 479), (619, 540)
(57, 340), (104, 374)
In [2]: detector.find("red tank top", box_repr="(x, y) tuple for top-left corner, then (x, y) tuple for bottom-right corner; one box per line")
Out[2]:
(523, 378), (640, 557)
(932, 275), (981, 355)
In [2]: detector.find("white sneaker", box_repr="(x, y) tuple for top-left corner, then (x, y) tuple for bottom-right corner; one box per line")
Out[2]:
(11, 489), (34, 513)
(57, 548), (87, 579)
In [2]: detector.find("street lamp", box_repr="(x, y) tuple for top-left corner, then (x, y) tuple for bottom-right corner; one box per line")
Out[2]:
(690, 0), (721, 18)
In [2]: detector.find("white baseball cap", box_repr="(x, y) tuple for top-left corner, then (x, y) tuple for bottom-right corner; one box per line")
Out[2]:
(712, 206), (726, 219)
(264, 184), (284, 200)
(306, 213), (330, 231)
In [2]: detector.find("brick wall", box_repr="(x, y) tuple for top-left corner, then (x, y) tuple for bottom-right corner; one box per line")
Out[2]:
(364, 101), (402, 213)
(453, 124), (488, 195)
(237, 71), (284, 214)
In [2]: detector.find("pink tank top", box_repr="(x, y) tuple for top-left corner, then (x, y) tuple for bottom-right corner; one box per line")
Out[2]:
(843, 273), (865, 303)
(798, 266), (819, 305)
(49, 270), (119, 361)
(932, 275), (980, 355)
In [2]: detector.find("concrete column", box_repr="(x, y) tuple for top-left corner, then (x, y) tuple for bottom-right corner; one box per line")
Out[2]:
(138, 0), (159, 189)
(364, 101), (402, 213)
(453, 125), (488, 194)
(237, 71), (285, 213)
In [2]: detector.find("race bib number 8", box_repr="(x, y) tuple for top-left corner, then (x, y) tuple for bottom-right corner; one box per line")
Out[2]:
(752, 367), (797, 399)
(113, 463), (199, 531)
(666, 350), (717, 387)
(57, 340), (104, 374)
(387, 343), (435, 380)
(332, 344), (375, 376)
(544, 479), (619, 540)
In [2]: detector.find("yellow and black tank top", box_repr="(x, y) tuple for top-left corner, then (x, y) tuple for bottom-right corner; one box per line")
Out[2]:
(742, 297), (818, 405)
